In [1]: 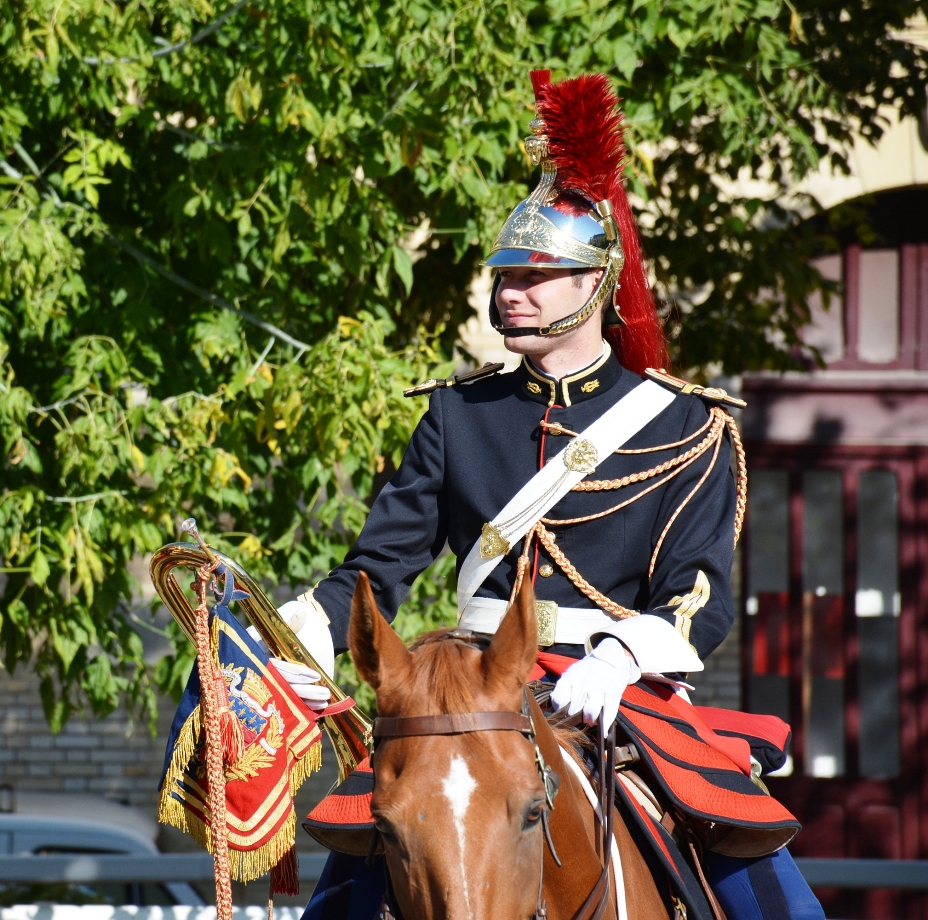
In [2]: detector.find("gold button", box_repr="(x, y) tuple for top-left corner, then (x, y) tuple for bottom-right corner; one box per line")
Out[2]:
(539, 564), (554, 578)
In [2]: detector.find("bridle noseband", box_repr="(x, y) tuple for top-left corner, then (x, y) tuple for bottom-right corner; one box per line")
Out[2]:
(368, 630), (615, 920)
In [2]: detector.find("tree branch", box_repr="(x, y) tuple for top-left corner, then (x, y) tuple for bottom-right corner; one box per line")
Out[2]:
(104, 233), (312, 354)
(45, 491), (129, 503)
(83, 0), (249, 66)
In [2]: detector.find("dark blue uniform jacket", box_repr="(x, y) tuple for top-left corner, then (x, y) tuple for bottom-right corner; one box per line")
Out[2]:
(314, 349), (736, 662)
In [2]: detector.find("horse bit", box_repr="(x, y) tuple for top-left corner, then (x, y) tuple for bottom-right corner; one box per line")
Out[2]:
(367, 629), (617, 920)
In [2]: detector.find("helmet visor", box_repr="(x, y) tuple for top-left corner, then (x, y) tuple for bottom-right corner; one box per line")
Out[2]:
(483, 248), (593, 270)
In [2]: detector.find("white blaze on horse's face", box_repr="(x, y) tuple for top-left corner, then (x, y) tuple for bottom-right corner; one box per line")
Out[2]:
(442, 754), (478, 919)
(442, 754), (477, 828)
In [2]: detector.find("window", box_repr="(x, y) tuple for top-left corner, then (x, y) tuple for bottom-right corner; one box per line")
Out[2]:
(804, 254), (844, 363)
(747, 470), (791, 729)
(857, 250), (900, 363)
(856, 471), (901, 778)
(746, 465), (903, 781)
(802, 471), (845, 778)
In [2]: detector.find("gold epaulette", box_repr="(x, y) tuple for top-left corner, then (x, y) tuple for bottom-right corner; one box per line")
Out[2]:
(403, 362), (505, 398)
(645, 368), (746, 409)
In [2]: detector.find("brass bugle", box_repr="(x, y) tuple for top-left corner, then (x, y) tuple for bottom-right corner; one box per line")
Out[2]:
(149, 538), (372, 783)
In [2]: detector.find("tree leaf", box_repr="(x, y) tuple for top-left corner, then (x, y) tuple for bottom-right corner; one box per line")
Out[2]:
(393, 246), (414, 295)
(30, 548), (50, 586)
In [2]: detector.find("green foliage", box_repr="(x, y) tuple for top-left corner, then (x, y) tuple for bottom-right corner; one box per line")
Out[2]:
(336, 552), (458, 712)
(0, 0), (925, 727)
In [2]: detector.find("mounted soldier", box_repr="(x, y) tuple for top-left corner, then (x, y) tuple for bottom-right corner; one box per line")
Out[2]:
(280, 70), (825, 919)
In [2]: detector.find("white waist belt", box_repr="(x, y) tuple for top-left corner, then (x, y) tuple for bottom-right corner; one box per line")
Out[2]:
(459, 596), (621, 646)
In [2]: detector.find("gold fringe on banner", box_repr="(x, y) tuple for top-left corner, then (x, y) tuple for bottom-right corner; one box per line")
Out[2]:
(158, 705), (323, 885)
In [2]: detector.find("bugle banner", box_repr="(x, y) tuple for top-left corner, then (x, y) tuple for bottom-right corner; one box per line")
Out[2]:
(158, 560), (322, 907)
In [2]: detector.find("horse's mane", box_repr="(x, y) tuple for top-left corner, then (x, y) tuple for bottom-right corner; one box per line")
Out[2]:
(550, 722), (594, 777)
(407, 627), (483, 714)
(407, 627), (594, 779)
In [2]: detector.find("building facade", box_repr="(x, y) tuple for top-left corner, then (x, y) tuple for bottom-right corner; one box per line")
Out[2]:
(743, 183), (928, 918)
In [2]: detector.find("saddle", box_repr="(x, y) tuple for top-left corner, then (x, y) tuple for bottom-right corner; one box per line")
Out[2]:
(616, 682), (798, 858)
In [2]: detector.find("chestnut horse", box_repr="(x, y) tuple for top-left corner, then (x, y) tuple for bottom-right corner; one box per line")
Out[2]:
(349, 572), (669, 920)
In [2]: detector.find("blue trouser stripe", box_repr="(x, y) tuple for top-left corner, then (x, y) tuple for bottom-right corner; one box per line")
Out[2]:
(706, 849), (825, 920)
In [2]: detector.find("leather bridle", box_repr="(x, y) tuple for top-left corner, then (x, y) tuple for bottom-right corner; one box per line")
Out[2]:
(368, 630), (616, 920)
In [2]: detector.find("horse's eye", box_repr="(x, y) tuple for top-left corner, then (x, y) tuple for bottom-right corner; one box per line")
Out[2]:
(374, 817), (397, 842)
(523, 802), (546, 830)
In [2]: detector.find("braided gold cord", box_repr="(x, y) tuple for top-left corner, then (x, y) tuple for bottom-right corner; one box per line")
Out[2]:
(542, 449), (706, 527)
(535, 523), (637, 619)
(520, 407), (745, 614)
(540, 411), (716, 455)
(648, 434), (723, 580)
(507, 535), (535, 607)
(572, 409), (726, 493)
(194, 563), (234, 920)
(540, 409), (727, 527)
(727, 412), (747, 547)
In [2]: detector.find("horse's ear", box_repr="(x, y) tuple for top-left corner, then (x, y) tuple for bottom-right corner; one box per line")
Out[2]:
(482, 576), (538, 690)
(348, 571), (412, 691)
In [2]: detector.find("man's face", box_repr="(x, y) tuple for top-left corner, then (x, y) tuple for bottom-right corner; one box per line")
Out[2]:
(495, 266), (603, 357)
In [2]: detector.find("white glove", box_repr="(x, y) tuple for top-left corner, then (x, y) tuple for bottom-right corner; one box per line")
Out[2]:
(246, 624), (333, 712)
(269, 657), (332, 712)
(550, 638), (641, 728)
(277, 598), (336, 679)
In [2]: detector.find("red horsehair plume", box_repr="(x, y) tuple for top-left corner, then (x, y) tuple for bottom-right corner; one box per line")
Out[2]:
(536, 73), (626, 206)
(528, 71), (668, 375)
(529, 69), (551, 100)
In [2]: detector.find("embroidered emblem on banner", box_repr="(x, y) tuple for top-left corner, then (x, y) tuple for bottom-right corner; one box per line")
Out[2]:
(222, 666), (286, 781)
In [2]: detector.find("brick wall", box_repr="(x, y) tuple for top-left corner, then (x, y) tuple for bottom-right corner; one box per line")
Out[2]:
(0, 668), (171, 808)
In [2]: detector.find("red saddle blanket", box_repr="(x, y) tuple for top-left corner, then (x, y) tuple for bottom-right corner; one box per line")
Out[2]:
(306, 664), (799, 859)
(533, 653), (799, 857)
(617, 682), (799, 857)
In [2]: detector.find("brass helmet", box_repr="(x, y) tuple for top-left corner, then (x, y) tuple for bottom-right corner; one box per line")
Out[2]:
(486, 71), (628, 339)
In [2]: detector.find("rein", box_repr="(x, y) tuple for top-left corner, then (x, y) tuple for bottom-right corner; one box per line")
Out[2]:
(369, 630), (616, 920)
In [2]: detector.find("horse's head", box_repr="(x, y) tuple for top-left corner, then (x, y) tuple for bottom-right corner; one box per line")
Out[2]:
(349, 572), (547, 920)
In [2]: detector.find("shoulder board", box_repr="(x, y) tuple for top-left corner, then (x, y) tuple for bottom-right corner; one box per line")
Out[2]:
(644, 368), (746, 409)
(403, 362), (505, 398)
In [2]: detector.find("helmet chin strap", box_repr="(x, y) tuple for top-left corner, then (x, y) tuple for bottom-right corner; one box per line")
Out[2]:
(488, 252), (624, 338)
